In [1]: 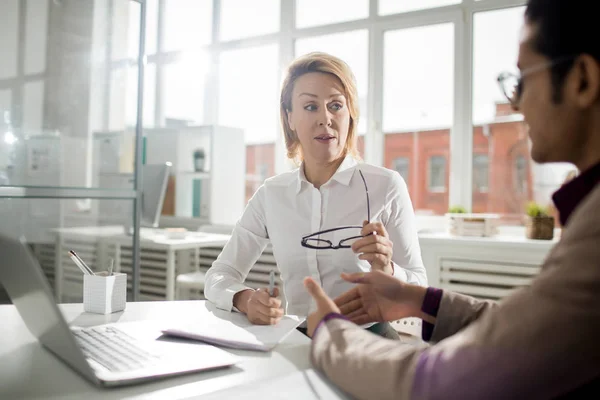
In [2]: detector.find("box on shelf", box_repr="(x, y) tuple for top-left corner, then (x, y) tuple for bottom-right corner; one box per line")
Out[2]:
(446, 213), (500, 237)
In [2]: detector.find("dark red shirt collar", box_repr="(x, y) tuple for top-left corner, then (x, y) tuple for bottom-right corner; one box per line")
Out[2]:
(552, 161), (600, 227)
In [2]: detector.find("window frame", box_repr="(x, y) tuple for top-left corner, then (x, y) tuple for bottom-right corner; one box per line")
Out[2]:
(428, 155), (447, 193)
(91, 0), (529, 220)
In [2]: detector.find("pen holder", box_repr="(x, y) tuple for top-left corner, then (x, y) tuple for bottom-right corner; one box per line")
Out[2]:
(83, 272), (127, 314)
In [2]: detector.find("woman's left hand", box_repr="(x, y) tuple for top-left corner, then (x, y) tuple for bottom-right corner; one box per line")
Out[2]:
(351, 221), (394, 275)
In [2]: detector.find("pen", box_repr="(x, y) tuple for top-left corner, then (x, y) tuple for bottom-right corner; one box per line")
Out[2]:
(269, 270), (275, 297)
(108, 258), (114, 276)
(69, 250), (94, 275)
(69, 252), (90, 275)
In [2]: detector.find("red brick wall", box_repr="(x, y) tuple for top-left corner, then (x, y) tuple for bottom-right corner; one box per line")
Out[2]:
(245, 143), (275, 202)
(384, 121), (532, 216)
(244, 120), (533, 217)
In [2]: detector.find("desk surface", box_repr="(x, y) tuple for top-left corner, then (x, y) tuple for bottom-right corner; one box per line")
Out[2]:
(0, 301), (312, 400)
(52, 226), (231, 248)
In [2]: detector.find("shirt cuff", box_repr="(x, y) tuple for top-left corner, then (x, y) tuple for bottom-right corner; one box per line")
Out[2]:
(222, 284), (254, 312)
(391, 261), (408, 281)
(420, 287), (443, 341)
(312, 312), (348, 339)
(421, 287), (443, 317)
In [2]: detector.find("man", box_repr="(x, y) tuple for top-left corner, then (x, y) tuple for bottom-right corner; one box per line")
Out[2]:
(303, 0), (600, 399)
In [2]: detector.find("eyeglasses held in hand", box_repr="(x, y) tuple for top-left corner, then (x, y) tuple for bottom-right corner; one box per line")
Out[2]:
(300, 169), (370, 250)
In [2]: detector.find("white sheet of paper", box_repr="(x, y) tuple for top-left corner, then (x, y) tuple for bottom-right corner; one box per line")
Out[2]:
(192, 369), (350, 400)
(162, 305), (304, 351)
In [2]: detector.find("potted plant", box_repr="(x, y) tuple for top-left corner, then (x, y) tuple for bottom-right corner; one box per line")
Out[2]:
(448, 205), (467, 214)
(525, 202), (554, 240)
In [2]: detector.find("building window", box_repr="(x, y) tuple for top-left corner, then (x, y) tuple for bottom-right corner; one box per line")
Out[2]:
(514, 155), (527, 194)
(428, 155), (446, 192)
(392, 157), (409, 184)
(473, 154), (489, 193)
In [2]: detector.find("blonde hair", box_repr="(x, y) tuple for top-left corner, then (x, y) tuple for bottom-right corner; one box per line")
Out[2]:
(280, 52), (360, 163)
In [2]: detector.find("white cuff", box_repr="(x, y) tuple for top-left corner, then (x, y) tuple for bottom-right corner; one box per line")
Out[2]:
(222, 284), (254, 312)
(391, 261), (409, 282)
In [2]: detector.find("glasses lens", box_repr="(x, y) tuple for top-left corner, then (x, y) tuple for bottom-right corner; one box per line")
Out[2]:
(501, 73), (520, 104)
(304, 238), (332, 249)
(338, 235), (362, 248)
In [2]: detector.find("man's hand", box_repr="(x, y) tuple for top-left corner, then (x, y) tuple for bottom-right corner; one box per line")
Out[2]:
(303, 277), (341, 337)
(233, 288), (284, 325)
(334, 270), (432, 325)
(351, 221), (394, 274)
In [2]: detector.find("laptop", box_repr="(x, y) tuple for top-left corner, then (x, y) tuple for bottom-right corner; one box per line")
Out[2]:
(0, 234), (238, 387)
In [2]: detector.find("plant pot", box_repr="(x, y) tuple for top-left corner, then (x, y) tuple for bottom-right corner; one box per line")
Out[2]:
(525, 215), (555, 240)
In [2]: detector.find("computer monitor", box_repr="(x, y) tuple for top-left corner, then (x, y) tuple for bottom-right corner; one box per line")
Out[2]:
(141, 162), (171, 228)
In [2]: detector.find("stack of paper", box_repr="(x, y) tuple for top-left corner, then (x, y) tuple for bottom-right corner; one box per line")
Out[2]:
(162, 308), (304, 352)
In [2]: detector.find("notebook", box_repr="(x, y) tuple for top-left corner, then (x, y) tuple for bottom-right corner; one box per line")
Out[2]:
(194, 368), (350, 399)
(162, 305), (304, 352)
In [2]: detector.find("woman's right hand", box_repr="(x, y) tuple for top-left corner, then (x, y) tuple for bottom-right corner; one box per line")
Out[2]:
(335, 270), (429, 325)
(234, 288), (284, 325)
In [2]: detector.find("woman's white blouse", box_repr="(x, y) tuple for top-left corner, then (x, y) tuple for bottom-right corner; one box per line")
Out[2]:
(204, 156), (427, 317)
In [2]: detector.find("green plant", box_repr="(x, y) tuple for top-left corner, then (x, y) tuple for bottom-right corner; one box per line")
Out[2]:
(448, 205), (467, 214)
(525, 202), (550, 218)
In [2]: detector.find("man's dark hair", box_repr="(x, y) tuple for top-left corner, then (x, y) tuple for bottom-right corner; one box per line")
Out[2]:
(526, 0), (600, 102)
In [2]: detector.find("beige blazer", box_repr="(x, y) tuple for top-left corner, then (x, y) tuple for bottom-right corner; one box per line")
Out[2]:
(311, 184), (600, 400)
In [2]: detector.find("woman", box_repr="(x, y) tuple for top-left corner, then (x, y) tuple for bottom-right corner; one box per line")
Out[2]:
(204, 52), (427, 338)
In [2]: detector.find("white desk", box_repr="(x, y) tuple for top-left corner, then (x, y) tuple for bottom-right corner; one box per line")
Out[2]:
(0, 301), (314, 399)
(51, 227), (231, 301)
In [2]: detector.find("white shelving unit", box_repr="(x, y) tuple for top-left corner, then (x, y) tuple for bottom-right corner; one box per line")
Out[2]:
(144, 125), (245, 226)
(92, 125), (245, 226)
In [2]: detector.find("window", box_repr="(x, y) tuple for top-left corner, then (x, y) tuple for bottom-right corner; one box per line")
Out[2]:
(514, 155), (527, 194)
(218, 45), (279, 202)
(24, 0), (49, 75)
(295, 30), (368, 135)
(22, 81), (44, 133)
(162, 52), (209, 125)
(383, 23), (454, 214)
(0, 0), (19, 80)
(473, 154), (489, 193)
(472, 7), (568, 218)
(0, 90), (12, 125)
(111, 0), (143, 60)
(109, 64), (156, 129)
(379, 0), (461, 16)
(296, 0), (369, 29)
(218, 45), (279, 144)
(428, 155), (447, 192)
(163, 0), (212, 51)
(219, 0), (279, 41)
(392, 157), (409, 184)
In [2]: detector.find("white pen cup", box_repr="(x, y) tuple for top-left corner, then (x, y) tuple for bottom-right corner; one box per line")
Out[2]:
(83, 272), (127, 314)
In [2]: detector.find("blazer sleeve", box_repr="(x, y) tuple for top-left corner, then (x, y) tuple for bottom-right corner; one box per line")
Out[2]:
(311, 214), (600, 400)
(429, 291), (498, 343)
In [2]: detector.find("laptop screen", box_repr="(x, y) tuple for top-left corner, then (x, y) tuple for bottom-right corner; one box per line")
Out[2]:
(0, 234), (95, 382)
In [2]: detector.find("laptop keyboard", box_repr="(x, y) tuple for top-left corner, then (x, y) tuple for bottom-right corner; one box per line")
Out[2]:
(73, 326), (161, 372)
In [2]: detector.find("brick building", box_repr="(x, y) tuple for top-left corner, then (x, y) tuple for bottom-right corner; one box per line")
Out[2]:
(245, 103), (532, 219)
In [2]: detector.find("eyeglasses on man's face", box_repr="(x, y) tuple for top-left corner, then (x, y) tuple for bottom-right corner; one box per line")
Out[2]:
(300, 169), (370, 250)
(497, 56), (575, 108)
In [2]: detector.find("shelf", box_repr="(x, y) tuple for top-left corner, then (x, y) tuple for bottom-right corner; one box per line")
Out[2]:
(0, 186), (136, 199)
(175, 171), (211, 179)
